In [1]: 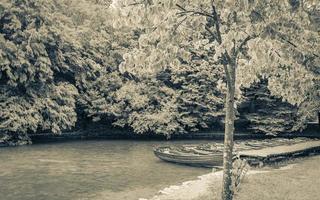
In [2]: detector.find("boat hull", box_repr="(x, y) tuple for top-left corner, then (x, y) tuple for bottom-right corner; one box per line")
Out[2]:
(153, 147), (223, 168)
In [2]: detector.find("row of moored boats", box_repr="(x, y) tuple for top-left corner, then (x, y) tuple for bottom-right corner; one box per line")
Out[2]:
(153, 138), (315, 167)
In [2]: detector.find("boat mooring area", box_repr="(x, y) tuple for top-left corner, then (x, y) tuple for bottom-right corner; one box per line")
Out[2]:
(238, 140), (320, 166)
(153, 138), (320, 168)
(146, 138), (320, 199)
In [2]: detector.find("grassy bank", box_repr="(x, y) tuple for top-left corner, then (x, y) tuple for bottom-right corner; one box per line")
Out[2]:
(146, 155), (320, 200)
(235, 156), (320, 200)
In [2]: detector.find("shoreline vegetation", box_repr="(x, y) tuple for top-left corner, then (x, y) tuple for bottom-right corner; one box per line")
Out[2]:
(0, 122), (319, 147)
(141, 155), (320, 200)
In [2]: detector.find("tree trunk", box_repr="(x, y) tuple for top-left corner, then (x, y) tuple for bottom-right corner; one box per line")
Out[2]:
(222, 63), (236, 200)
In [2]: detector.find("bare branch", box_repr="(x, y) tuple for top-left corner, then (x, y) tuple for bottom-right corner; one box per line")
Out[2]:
(232, 39), (236, 55)
(235, 35), (256, 56)
(127, 0), (145, 6)
(204, 24), (217, 41)
(210, 4), (222, 44)
(176, 4), (214, 18)
(177, 11), (214, 18)
(176, 3), (187, 11)
(173, 17), (187, 33)
(274, 50), (281, 58)
(276, 30), (319, 58)
(175, 2), (222, 44)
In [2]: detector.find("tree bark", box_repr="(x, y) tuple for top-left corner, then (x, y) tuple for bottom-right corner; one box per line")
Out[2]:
(222, 63), (236, 200)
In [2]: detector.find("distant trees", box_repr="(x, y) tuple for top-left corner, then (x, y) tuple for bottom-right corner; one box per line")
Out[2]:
(0, 0), (77, 143)
(239, 79), (301, 135)
(0, 0), (116, 143)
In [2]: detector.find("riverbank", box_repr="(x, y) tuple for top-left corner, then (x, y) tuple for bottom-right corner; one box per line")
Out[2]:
(142, 155), (320, 200)
(1, 129), (266, 147)
(29, 122), (320, 142)
(235, 156), (320, 200)
(18, 125), (320, 144)
(1, 122), (319, 147)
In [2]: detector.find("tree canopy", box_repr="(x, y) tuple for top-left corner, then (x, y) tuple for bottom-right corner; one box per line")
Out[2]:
(0, 0), (319, 144)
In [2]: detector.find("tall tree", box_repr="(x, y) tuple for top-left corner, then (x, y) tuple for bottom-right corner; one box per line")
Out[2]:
(114, 0), (319, 199)
(175, 1), (319, 199)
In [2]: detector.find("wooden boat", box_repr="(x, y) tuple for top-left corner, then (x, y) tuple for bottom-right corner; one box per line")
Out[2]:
(153, 138), (315, 167)
(153, 145), (224, 168)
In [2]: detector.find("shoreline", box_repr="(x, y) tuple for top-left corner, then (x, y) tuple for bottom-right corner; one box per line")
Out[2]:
(141, 156), (320, 200)
(139, 167), (271, 200)
(0, 123), (319, 147)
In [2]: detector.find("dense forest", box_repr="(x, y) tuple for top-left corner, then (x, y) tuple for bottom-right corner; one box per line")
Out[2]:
(0, 0), (319, 145)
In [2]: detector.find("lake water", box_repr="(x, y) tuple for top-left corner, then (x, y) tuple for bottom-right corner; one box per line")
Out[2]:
(0, 140), (212, 200)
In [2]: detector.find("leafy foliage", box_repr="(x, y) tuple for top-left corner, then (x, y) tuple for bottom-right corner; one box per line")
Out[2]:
(0, 0), (113, 142)
(106, 0), (227, 135)
(239, 80), (302, 135)
(0, 83), (78, 134)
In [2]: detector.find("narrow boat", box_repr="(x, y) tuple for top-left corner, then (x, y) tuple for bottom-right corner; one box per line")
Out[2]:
(153, 145), (224, 168)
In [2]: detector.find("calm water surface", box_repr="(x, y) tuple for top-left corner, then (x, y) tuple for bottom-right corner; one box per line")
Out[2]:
(0, 140), (212, 200)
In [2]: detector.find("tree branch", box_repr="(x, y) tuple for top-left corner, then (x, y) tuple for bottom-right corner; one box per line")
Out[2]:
(222, 51), (234, 90)
(271, 28), (319, 58)
(204, 24), (217, 41)
(235, 35), (256, 56)
(176, 4), (187, 11)
(173, 17), (187, 32)
(211, 4), (222, 44)
(175, 2), (222, 44)
(176, 4), (213, 18)
(127, 0), (145, 6)
(223, 63), (232, 90)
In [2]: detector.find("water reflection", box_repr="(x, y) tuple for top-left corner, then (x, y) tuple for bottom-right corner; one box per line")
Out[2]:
(0, 140), (211, 200)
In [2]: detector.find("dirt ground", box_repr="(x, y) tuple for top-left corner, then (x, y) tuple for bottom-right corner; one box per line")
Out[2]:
(145, 155), (320, 200)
